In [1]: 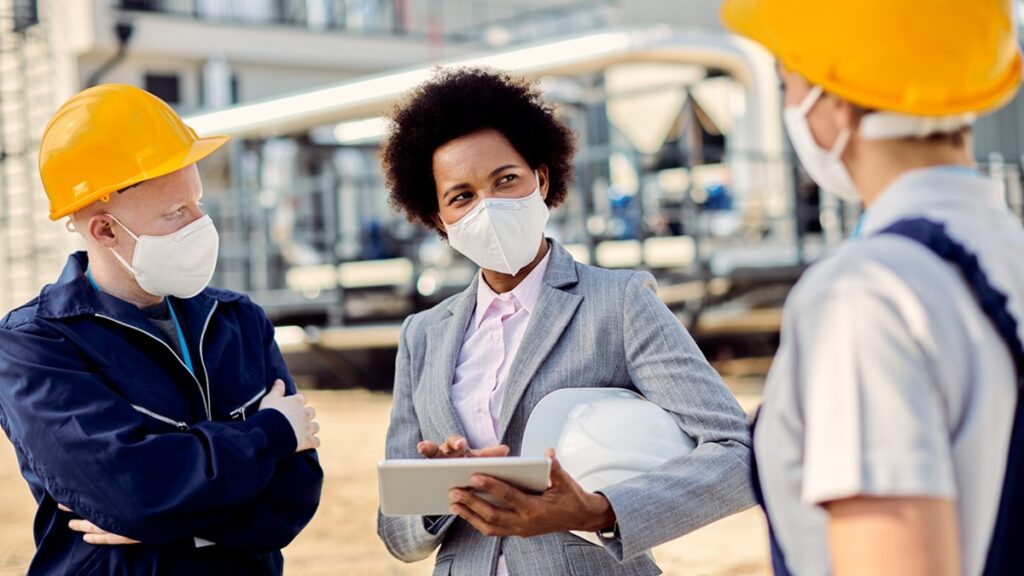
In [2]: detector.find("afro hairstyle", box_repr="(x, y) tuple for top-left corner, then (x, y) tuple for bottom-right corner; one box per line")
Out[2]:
(380, 67), (576, 237)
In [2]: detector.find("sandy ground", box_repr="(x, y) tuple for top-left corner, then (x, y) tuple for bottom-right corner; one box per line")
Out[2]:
(0, 388), (768, 576)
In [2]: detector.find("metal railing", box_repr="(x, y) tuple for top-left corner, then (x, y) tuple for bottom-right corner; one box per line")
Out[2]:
(109, 0), (614, 44)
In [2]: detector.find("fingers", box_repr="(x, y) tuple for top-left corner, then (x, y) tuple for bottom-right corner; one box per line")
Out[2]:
(439, 436), (468, 457)
(306, 406), (317, 420)
(69, 519), (111, 536)
(470, 475), (528, 509)
(449, 501), (495, 535)
(546, 448), (567, 489)
(301, 416), (321, 451)
(418, 436), (482, 459)
(294, 392), (307, 406)
(68, 519), (95, 534)
(58, 504), (73, 513)
(83, 533), (140, 545)
(469, 444), (510, 458)
(268, 379), (286, 397)
(449, 490), (516, 536)
(418, 441), (439, 458)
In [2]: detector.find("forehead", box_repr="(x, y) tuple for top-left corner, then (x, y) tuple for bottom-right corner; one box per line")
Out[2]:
(127, 165), (202, 208)
(432, 129), (527, 179)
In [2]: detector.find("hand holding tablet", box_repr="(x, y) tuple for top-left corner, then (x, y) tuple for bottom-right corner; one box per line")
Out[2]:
(378, 457), (551, 516)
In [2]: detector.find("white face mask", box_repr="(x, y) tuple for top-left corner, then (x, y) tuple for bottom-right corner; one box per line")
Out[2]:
(783, 85), (861, 203)
(444, 171), (550, 276)
(107, 213), (220, 298)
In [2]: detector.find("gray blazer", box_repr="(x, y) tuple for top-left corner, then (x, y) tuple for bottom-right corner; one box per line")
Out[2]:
(378, 240), (754, 576)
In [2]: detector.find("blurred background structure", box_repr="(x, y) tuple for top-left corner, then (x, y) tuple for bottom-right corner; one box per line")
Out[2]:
(2, 0), (1024, 388)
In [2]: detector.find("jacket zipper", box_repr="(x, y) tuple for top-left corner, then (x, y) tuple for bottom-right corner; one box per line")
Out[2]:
(229, 388), (268, 421)
(131, 404), (189, 431)
(196, 302), (218, 420)
(94, 302), (218, 421)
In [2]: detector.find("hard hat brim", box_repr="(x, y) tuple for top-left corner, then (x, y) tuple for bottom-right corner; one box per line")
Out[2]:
(49, 134), (231, 221)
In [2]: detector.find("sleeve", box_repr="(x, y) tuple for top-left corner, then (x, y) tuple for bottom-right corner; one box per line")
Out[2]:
(192, 305), (324, 550)
(0, 320), (298, 546)
(596, 272), (756, 561)
(796, 286), (956, 506)
(376, 316), (455, 562)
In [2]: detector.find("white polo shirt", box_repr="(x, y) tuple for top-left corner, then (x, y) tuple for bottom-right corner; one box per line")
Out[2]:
(755, 167), (1024, 576)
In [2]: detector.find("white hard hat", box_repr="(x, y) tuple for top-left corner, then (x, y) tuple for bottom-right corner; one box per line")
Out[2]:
(521, 388), (696, 493)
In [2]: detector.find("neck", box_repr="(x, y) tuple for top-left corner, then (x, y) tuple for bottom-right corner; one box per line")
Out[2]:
(481, 239), (549, 294)
(86, 249), (165, 308)
(850, 139), (973, 207)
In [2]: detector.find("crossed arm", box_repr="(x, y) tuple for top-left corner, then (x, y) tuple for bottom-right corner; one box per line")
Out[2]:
(0, 314), (323, 550)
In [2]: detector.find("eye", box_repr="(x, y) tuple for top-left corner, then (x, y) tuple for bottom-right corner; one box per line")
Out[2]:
(450, 191), (472, 205)
(497, 174), (518, 186)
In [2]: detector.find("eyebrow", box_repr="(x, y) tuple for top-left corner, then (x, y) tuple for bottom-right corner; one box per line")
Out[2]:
(442, 164), (520, 200)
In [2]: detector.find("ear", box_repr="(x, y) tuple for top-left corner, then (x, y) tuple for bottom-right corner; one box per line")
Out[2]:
(536, 164), (550, 201)
(831, 96), (858, 134)
(431, 213), (448, 238)
(88, 215), (119, 248)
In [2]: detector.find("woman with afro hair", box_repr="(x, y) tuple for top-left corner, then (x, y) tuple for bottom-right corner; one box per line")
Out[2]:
(377, 68), (753, 576)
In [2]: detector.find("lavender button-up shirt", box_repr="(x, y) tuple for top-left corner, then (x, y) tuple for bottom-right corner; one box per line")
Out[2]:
(451, 248), (551, 576)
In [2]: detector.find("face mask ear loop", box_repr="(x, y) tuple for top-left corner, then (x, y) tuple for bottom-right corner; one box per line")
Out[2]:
(104, 213), (140, 242)
(103, 213), (141, 277)
(65, 218), (76, 233)
(796, 85), (825, 118)
(829, 129), (852, 162)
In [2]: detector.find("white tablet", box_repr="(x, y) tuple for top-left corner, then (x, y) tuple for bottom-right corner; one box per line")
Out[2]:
(378, 457), (551, 516)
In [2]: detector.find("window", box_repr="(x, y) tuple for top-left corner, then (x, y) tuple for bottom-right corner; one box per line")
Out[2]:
(144, 73), (181, 105)
(119, 1), (161, 12)
(13, 0), (39, 32)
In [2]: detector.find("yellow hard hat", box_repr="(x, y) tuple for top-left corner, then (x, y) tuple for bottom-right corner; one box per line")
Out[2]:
(39, 84), (229, 220)
(721, 0), (1023, 117)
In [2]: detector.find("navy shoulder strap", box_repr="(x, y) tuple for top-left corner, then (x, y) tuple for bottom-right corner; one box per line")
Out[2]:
(749, 407), (793, 575)
(880, 218), (1024, 576)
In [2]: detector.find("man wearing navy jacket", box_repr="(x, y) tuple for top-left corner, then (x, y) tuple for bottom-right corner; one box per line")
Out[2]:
(0, 84), (324, 575)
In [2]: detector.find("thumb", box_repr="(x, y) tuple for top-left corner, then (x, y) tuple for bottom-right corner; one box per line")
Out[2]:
(545, 448), (568, 488)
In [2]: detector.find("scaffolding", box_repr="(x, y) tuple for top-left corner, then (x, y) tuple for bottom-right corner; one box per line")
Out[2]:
(0, 0), (75, 315)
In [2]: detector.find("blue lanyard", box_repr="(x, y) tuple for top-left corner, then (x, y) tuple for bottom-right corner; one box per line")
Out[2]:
(86, 267), (195, 376)
(851, 214), (865, 239)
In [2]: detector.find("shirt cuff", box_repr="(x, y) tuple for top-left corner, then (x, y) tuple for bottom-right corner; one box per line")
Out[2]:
(234, 409), (297, 459)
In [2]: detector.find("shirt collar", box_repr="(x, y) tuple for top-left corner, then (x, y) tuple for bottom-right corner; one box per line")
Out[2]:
(473, 246), (552, 328)
(859, 166), (1004, 237)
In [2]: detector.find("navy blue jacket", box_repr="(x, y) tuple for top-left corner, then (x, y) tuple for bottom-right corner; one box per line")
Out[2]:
(0, 253), (323, 575)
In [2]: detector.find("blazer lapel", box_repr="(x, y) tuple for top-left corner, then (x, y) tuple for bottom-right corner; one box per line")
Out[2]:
(496, 242), (582, 442)
(417, 280), (476, 440)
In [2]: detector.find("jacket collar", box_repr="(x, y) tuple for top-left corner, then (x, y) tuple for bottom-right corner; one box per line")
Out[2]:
(429, 239), (584, 444)
(36, 252), (243, 323)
